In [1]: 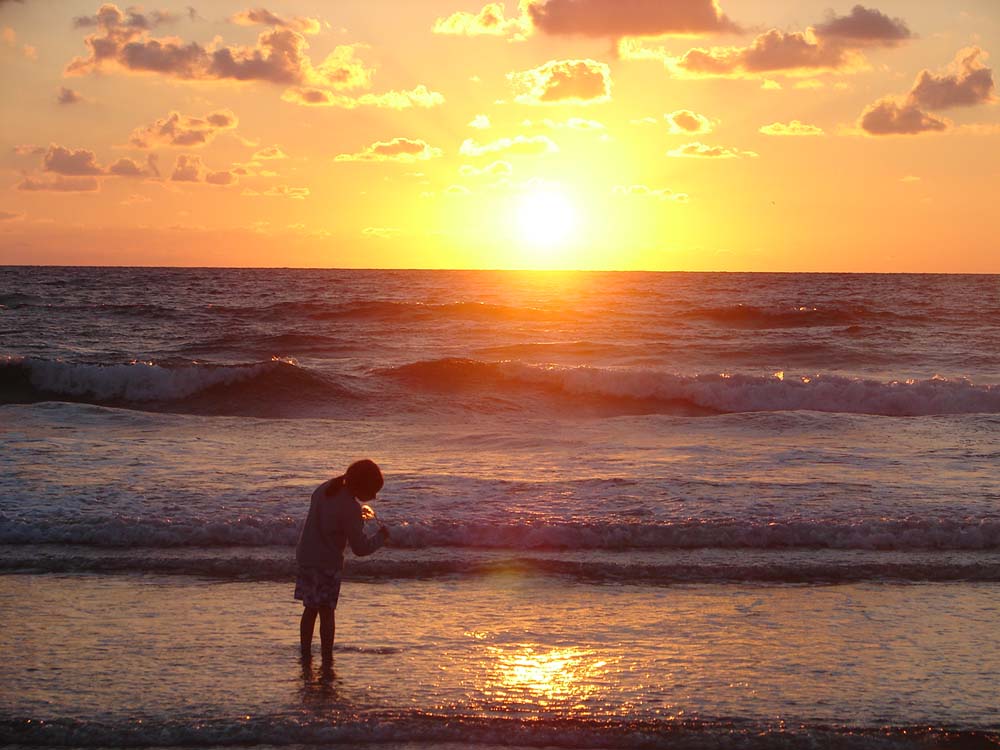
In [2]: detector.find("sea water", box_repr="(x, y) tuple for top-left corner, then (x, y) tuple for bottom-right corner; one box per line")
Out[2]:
(1, 267), (999, 748)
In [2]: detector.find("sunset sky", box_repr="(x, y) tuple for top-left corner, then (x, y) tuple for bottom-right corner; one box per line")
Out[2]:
(0, 0), (997, 271)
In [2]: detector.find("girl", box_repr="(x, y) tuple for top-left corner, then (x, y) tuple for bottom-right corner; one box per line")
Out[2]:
(295, 459), (390, 662)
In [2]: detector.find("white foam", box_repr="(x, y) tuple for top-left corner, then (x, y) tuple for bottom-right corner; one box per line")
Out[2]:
(501, 363), (1000, 416)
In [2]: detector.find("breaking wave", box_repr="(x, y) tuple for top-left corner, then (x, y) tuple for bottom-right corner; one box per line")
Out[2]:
(3, 549), (999, 584)
(3, 516), (999, 551)
(0, 356), (353, 415)
(383, 358), (1000, 416)
(4, 355), (999, 417)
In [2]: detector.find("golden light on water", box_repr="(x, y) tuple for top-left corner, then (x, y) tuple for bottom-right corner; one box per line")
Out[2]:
(481, 645), (609, 710)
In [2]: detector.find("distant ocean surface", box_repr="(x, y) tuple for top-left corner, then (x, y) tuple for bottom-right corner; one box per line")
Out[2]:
(2, 267), (999, 748)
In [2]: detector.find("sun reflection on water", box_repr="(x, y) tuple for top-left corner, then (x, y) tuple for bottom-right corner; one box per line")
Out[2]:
(477, 644), (610, 714)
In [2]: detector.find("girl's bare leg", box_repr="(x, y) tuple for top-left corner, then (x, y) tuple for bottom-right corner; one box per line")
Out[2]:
(300, 607), (319, 657)
(318, 606), (336, 663)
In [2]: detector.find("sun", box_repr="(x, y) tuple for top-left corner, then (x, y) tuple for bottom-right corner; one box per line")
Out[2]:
(515, 187), (577, 248)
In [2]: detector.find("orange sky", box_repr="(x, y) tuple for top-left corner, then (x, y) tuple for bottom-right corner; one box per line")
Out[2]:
(0, 0), (998, 271)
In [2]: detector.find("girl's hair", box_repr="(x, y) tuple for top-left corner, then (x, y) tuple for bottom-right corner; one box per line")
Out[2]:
(326, 459), (384, 498)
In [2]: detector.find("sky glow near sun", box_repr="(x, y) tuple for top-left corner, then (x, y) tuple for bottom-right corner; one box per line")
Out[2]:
(0, 0), (998, 271)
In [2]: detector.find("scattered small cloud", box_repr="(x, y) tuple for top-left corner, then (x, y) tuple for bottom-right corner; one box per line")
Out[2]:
(0, 210), (25, 221)
(528, 0), (739, 38)
(43, 145), (104, 175)
(445, 184), (471, 195)
(57, 86), (84, 105)
(469, 114), (491, 129)
(666, 141), (758, 158)
(433, 2), (528, 40)
(170, 154), (238, 185)
(509, 58), (611, 104)
(129, 109), (238, 148)
(459, 135), (559, 156)
(2, 25), (37, 60)
(759, 120), (825, 136)
(108, 155), (159, 177)
(900, 175), (921, 183)
(459, 160), (513, 177)
(362, 226), (401, 238)
(261, 184), (309, 199)
(65, 5), (374, 103)
(229, 8), (321, 35)
(909, 46), (995, 109)
(17, 175), (100, 192)
(859, 98), (948, 135)
(335, 137), (442, 162)
(859, 47), (994, 135)
(665, 109), (715, 134)
(620, 5), (914, 80)
(612, 184), (690, 202)
(171, 154), (204, 182)
(253, 145), (288, 160)
(281, 84), (444, 109)
(120, 193), (153, 205)
(812, 5), (912, 46)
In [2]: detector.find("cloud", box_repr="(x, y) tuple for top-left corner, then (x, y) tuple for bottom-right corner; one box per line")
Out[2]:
(612, 184), (689, 202)
(527, 0), (738, 38)
(171, 154), (203, 182)
(859, 98), (948, 135)
(205, 170), (238, 185)
(72, 6), (177, 30)
(433, 2), (528, 39)
(230, 8), (321, 35)
(253, 145), (287, 160)
(261, 184), (309, 198)
(524, 117), (606, 130)
(858, 47), (994, 135)
(18, 175), (100, 192)
(459, 160), (513, 177)
(0, 210), (25, 221)
(281, 84), (444, 109)
(469, 114), (491, 129)
(908, 47), (995, 110)
(13, 144), (46, 156)
(665, 109), (714, 134)
(2, 24), (36, 59)
(459, 135), (559, 156)
(108, 155), (159, 177)
(509, 59), (611, 104)
(335, 138), (442, 162)
(445, 184), (471, 195)
(43, 145), (104, 175)
(129, 109), (238, 148)
(169, 154), (239, 184)
(363, 227), (401, 238)
(813, 5), (911, 45)
(57, 86), (84, 105)
(666, 141), (758, 158)
(65, 5), (372, 94)
(759, 120), (825, 136)
(621, 6), (914, 80)
(663, 30), (855, 78)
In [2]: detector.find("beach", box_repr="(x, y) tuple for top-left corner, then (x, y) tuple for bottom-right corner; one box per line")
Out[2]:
(2, 267), (999, 748)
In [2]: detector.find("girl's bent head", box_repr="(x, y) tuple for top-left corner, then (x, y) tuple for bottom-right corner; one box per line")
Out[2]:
(344, 459), (384, 501)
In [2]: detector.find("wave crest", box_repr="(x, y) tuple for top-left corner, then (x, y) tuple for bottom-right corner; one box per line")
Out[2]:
(382, 359), (1000, 416)
(0, 356), (352, 415)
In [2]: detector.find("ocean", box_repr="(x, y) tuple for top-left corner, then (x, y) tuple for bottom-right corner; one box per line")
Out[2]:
(1, 266), (999, 749)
